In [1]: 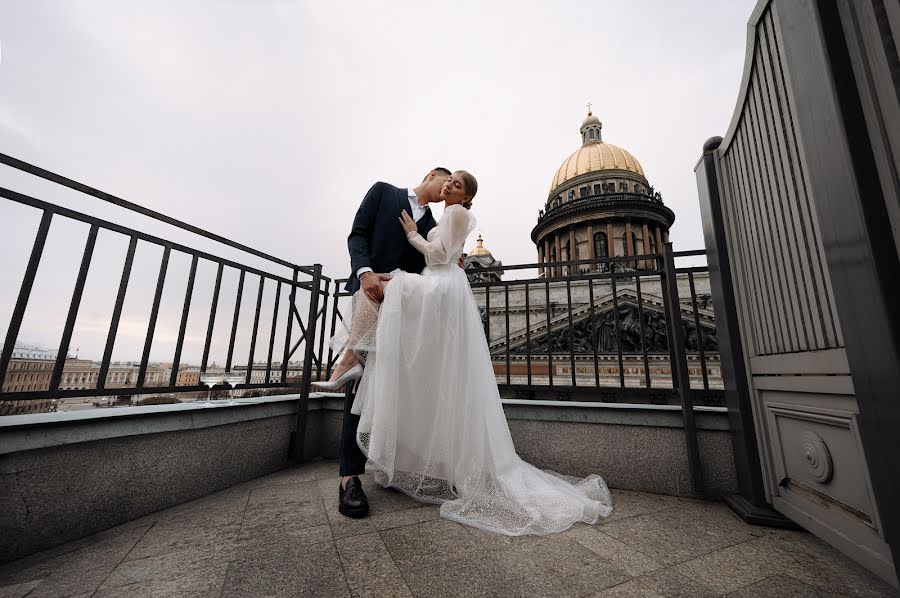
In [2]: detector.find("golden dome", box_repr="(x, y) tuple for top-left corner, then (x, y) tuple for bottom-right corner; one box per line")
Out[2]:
(550, 142), (645, 192)
(468, 234), (492, 256)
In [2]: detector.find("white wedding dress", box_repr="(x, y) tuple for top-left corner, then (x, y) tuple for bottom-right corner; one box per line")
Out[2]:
(346, 204), (613, 536)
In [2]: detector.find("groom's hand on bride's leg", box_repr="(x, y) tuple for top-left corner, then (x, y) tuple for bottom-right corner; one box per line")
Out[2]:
(361, 272), (391, 303)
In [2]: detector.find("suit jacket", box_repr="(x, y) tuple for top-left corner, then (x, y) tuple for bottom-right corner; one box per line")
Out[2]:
(346, 182), (437, 294)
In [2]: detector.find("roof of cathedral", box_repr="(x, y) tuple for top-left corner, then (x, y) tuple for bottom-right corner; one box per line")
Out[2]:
(550, 112), (646, 192)
(468, 234), (493, 257)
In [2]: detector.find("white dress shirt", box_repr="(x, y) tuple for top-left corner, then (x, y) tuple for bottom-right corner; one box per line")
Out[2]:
(356, 187), (427, 281)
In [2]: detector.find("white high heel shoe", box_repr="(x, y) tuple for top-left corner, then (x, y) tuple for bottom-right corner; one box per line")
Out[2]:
(311, 363), (363, 392)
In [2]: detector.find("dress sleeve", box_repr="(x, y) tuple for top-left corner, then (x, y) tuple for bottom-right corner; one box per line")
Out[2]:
(406, 205), (470, 265)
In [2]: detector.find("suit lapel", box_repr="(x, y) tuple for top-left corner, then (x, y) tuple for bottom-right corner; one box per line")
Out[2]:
(398, 188), (412, 217)
(417, 207), (435, 234)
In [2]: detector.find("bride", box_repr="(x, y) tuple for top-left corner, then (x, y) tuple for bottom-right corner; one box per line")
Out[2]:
(316, 170), (613, 536)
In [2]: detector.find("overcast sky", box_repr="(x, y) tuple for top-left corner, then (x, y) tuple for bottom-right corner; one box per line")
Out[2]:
(0, 0), (755, 367)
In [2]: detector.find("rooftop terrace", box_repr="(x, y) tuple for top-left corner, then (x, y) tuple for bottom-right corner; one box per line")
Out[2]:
(1, 458), (895, 598)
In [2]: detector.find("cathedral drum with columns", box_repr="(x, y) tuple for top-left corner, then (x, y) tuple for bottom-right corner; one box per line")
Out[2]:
(533, 111), (675, 275)
(465, 111), (722, 400)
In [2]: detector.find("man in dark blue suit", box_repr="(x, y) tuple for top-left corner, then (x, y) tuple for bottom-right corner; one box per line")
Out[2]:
(338, 167), (450, 518)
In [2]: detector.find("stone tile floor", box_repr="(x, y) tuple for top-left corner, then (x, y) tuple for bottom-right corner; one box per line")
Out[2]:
(1, 458), (897, 597)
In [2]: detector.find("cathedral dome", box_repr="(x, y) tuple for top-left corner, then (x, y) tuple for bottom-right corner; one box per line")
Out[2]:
(550, 111), (646, 193)
(468, 234), (492, 256)
(550, 142), (645, 191)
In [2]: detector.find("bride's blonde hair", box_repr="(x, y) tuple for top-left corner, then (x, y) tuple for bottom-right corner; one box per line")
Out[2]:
(455, 170), (478, 209)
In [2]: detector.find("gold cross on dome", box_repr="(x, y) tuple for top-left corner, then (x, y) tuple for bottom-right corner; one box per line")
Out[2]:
(586, 101), (592, 114)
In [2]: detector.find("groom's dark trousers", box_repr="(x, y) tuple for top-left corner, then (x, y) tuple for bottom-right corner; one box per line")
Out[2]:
(339, 181), (436, 476)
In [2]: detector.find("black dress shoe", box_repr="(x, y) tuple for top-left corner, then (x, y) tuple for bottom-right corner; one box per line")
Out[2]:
(339, 476), (370, 518)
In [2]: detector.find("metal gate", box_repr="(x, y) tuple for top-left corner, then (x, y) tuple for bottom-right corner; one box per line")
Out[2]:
(696, 0), (900, 586)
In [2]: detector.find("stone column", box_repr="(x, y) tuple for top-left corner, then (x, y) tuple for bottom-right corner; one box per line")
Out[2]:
(554, 233), (562, 277)
(544, 238), (551, 278)
(569, 227), (577, 274)
(663, 229), (670, 243)
(538, 242), (545, 278)
(642, 222), (651, 269)
(587, 224), (595, 258)
(655, 226), (663, 254)
(606, 222), (614, 258)
(625, 222), (634, 262)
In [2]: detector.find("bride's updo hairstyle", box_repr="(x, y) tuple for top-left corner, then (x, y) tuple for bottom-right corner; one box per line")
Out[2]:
(456, 170), (478, 209)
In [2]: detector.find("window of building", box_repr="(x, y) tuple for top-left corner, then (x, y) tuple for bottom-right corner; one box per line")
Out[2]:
(594, 184), (602, 195)
(622, 231), (641, 256)
(593, 232), (609, 258)
(567, 190), (575, 200)
(579, 186), (588, 198)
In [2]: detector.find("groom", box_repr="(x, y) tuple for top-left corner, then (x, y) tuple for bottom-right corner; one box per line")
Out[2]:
(338, 167), (451, 518)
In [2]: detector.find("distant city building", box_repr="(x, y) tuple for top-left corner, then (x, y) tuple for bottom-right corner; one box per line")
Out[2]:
(464, 234), (504, 283)
(0, 344), (56, 393)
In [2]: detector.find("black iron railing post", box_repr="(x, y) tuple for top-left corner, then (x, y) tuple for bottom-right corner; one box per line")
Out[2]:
(662, 242), (704, 495)
(290, 264), (322, 461)
(0, 211), (52, 391)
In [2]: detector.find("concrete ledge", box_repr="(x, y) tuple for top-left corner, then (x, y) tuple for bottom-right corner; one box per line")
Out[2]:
(0, 395), (303, 455)
(501, 399), (729, 430)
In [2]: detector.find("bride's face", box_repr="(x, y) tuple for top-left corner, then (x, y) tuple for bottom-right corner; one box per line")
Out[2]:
(440, 174), (470, 205)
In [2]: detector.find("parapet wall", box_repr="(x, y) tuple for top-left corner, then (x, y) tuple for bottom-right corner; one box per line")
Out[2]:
(0, 394), (735, 564)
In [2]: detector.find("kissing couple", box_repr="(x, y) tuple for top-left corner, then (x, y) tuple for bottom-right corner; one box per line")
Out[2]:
(313, 167), (613, 536)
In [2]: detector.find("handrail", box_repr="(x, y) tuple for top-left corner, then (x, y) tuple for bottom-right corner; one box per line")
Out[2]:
(0, 153), (315, 275)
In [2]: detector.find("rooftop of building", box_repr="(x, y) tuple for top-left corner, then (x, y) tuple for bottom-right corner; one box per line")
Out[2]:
(0, 457), (893, 598)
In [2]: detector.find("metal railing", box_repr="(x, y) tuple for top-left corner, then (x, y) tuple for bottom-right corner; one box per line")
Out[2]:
(321, 251), (721, 405)
(0, 154), (328, 455)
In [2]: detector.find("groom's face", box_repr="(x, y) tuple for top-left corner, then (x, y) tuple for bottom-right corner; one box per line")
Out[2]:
(425, 172), (450, 201)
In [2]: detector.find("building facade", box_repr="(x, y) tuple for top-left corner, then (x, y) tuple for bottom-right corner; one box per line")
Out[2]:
(463, 234), (504, 283)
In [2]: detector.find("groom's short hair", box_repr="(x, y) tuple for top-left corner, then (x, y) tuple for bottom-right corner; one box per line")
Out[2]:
(423, 167), (452, 182)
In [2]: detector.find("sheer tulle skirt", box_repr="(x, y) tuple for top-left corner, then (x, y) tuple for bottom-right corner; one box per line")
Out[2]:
(345, 263), (613, 536)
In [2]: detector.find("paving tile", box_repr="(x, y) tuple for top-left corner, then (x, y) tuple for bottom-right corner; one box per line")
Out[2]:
(238, 480), (328, 543)
(220, 538), (350, 598)
(496, 535), (632, 596)
(401, 535), (630, 598)
(245, 458), (339, 489)
(330, 515), (378, 540)
(766, 531), (899, 597)
(601, 502), (758, 566)
(372, 505), (441, 531)
(0, 579), (43, 598)
(94, 548), (231, 598)
(0, 519), (152, 587)
(564, 525), (664, 576)
(124, 503), (244, 562)
(593, 569), (718, 598)
(336, 532), (413, 598)
(317, 475), (418, 540)
(600, 490), (682, 524)
(379, 518), (485, 572)
(236, 524), (333, 551)
(726, 574), (846, 598)
(673, 535), (795, 594)
(22, 525), (150, 598)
